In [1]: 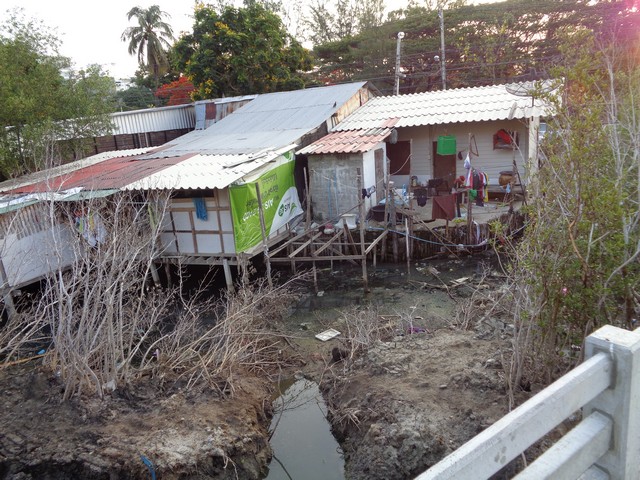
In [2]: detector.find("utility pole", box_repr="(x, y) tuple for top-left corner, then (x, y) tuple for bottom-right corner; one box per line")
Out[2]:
(438, 8), (447, 90)
(394, 31), (405, 95)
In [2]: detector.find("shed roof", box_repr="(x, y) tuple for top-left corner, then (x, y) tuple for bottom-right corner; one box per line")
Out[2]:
(333, 82), (555, 131)
(4, 153), (195, 194)
(0, 82), (371, 199)
(297, 119), (398, 155)
(122, 146), (295, 191)
(142, 82), (369, 158)
(0, 147), (156, 195)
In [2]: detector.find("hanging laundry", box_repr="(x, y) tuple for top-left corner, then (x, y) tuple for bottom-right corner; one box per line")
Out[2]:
(464, 153), (472, 187)
(437, 135), (457, 155)
(414, 188), (428, 207)
(193, 197), (208, 221)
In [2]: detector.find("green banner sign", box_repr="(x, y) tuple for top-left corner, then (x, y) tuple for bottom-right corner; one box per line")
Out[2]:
(229, 154), (301, 253)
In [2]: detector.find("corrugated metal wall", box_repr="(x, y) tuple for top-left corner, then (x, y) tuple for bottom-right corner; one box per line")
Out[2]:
(112, 105), (196, 135)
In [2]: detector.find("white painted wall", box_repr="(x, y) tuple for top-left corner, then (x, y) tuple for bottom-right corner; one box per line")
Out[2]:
(161, 192), (236, 256)
(391, 120), (531, 188)
(0, 224), (76, 288)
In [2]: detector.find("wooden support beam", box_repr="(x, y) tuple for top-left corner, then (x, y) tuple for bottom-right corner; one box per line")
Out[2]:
(288, 231), (323, 258)
(270, 228), (315, 256)
(270, 254), (366, 262)
(313, 229), (343, 256)
(357, 167), (369, 292)
(365, 229), (389, 255)
(223, 258), (234, 292)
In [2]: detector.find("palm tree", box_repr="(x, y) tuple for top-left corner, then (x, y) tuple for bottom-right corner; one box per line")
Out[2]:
(121, 5), (174, 89)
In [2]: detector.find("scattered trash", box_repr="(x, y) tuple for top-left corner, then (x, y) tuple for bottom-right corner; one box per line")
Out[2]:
(140, 454), (156, 480)
(408, 326), (427, 334)
(315, 328), (341, 342)
(451, 277), (470, 286)
(427, 266), (440, 276)
(317, 290), (325, 297)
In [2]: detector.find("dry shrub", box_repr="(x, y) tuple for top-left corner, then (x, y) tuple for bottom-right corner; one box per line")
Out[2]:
(0, 190), (303, 400)
(147, 275), (302, 396)
(336, 304), (402, 365)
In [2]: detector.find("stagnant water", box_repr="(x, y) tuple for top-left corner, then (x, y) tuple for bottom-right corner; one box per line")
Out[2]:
(265, 377), (345, 480)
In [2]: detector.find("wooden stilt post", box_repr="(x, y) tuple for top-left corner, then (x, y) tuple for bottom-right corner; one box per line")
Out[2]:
(373, 244), (377, 267)
(150, 261), (161, 286)
(222, 258), (235, 292)
(164, 262), (173, 289)
(255, 184), (272, 288)
(405, 217), (410, 277)
(393, 231), (399, 263)
(303, 167), (312, 279)
(0, 258), (16, 319)
(467, 193), (473, 246)
(357, 168), (369, 293)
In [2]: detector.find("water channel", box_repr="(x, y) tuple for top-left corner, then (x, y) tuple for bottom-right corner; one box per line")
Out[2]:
(265, 377), (345, 480)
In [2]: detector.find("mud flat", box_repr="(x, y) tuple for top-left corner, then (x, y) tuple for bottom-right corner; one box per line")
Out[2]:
(1, 254), (523, 480)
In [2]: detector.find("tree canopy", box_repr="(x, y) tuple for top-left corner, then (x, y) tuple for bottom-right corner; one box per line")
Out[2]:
(0, 11), (116, 180)
(173, 3), (312, 99)
(121, 5), (174, 88)
(310, 0), (640, 94)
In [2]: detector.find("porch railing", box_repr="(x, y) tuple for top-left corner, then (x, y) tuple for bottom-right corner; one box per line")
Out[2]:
(415, 325), (640, 480)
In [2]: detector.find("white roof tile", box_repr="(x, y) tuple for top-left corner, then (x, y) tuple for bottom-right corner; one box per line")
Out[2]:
(121, 146), (295, 191)
(334, 82), (555, 131)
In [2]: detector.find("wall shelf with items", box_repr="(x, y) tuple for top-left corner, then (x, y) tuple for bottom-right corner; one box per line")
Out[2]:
(493, 129), (519, 150)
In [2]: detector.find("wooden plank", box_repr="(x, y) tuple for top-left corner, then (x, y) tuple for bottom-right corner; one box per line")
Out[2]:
(270, 228), (314, 256)
(270, 255), (365, 262)
(313, 230), (343, 256)
(365, 229), (389, 255)
(287, 232), (323, 258)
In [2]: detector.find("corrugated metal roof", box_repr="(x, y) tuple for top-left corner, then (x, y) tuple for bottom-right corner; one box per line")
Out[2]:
(111, 104), (195, 134)
(334, 82), (555, 131)
(5, 153), (194, 194)
(0, 83), (371, 197)
(297, 121), (397, 155)
(142, 82), (368, 158)
(0, 147), (155, 195)
(122, 146), (295, 191)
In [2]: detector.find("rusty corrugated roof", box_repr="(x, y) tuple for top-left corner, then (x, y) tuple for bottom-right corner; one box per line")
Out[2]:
(297, 120), (398, 155)
(6, 153), (194, 194)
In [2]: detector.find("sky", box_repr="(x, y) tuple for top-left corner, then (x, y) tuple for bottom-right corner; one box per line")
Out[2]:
(1, 0), (495, 80)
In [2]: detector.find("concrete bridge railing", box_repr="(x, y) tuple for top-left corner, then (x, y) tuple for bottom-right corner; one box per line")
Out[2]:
(415, 325), (640, 480)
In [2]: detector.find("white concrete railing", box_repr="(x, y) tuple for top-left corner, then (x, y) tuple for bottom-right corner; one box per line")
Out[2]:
(415, 325), (640, 480)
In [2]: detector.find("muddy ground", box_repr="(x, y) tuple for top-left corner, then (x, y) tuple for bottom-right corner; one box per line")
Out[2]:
(1, 253), (537, 479)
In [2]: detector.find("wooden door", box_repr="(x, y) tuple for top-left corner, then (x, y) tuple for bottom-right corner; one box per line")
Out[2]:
(432, 141), (456, 190)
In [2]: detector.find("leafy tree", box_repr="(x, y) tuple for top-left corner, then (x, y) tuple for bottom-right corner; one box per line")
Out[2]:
(310, 0), (640, 95)
(155, 76), (195, 105)
(0, 11), (115, 180)
(304, 0), (386, 45)
(121, 5), (174, 89)
(173, 3), (312, 99)
(115, 85), (158, 111)
(505, 30), (640, 382)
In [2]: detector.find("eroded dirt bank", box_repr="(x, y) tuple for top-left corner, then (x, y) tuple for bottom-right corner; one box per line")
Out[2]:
(1, 253), (524, 479)
(0, 369), (273, 479)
